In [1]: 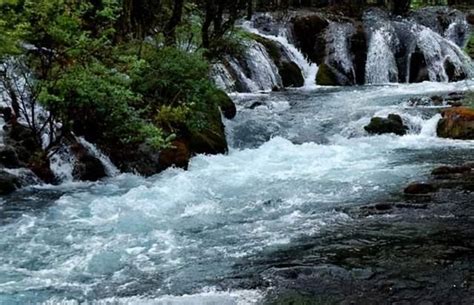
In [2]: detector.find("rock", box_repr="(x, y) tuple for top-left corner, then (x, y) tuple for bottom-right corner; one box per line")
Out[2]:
(430, 95), (444, 106)
(432, 165), (471, 176)
(279, 61), (304, 88)
(375, 203), (392, 211)
(316, 63), (339, 86)
(0, 170), (20, 195)
(350, 24), (367, 85)
(467, 13), (474, 25)
(215, 90), (236, 119)
(0, 146), (21, 169)
(71, 145), (107, 182)
(404, 182), (437, 195)
(447, 101), (463, 107)
(158, 139), (191, 170)
(73, 155), (106, 182)
(0, 107), (14, 123)
(409, 49), (429, 83)
(437, 107), (474, 140)
(292, 14), (329, 64)
(444, 60), (467, 82)
(364, 114), (408, 136)
(28, 153), (56, 184)
(249, 101), (264, 109)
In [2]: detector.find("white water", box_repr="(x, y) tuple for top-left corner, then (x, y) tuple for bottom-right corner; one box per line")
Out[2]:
(241, 21), (318, 89)
(1, 81), (473, 304)
(365, 27), (399, 84)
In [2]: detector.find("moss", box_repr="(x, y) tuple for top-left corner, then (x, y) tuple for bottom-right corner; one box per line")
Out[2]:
(316, 63), (338, 86)
(465, 33), (474, 59)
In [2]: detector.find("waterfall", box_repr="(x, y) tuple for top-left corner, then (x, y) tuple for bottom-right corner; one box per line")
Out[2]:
(245, 40), (282, 91)
(210, 63), (236, 92)
(241, 21), (318, 89)
(325, 22), (356, 84)
(365, 26), (399, 84)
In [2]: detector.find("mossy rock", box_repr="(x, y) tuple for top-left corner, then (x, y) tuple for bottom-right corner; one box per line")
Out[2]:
(188, 111), (228, 155)
(316, 63), (339, 86)
(280, 61), (304, 88)
(437, 107), (474, 139)
(213, 89), (236, 119)
(465, 33), (474, 59)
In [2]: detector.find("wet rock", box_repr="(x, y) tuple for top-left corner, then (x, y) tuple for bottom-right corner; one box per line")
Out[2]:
(404, 182), (437, 195)
(158, 139), (191, 170)
(0, 170), (20, 195)
(409, 49), (429, 83)
(70, 143), (106, 182)
(292, 14), (329, 64)
(0, 146), (21, 169)
(437, 107), (474, 140)
(430, 95), (444, 106)
(431, 165), (471, 176)
(350, 24), (367, 85)
(406, 96), (435, 107)
(364, 114), (408, 136)
(249, 101), (264, 109)
(279, 61), (304, 88)
(444, 60), (467, 82)
(467, 13), (474, 25)
(447, 101), (463, 107)
(215, 90), (236, 119)
(316, 63), (339, 86)
(375, 203), (392, 211)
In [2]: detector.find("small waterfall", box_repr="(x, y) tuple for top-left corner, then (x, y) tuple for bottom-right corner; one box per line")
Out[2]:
(77, 137), (119, 177)
(244, 40), (282, 91)
(365, 26), (399, 84)
(325, 22), (356, 84)
(210, 63), (236, 92)
(241, 21), (318, 89)
(414, 24), (474, 82)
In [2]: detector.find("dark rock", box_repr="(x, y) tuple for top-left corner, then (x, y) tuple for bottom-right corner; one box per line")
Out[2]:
(375, 203), (392, 211)
(0, 170), (20, 195)
(444, 60), (467, 82)
(447, 101), (463, 107)
(432, 165), (471, 176)
(215, 90), (236, 119)
(316, 63), (339, 86)
(0, 146), (21, 169)
(467, 13), (474, 25)
(0, 107), (14, 123)
(404, 182), (437, 195)
(350, 24), (367, 85)
(292, 14), (329, 64)
(272, 86), (281, 92)
(437, 107), (474, 140)
(158, 139), (191, 170)
(249, 101), (264, 109)
(280, 61), (304, 88)
(28, 154), (56, 184)
(70, 143), (107, 182)
(409, 49), (429, 83)
(430, 95), (444, 106)
(364, 114), (408, 136)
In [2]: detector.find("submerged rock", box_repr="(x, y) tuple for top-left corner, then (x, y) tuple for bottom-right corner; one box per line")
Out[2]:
(404, 182), (437, 195)
(0, 170), (20, 195)
(364, 114), (408, 136)
(437, 107), (474, 140)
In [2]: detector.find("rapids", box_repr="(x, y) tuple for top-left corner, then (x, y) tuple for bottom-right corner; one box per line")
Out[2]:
(1, 81), (474, 304)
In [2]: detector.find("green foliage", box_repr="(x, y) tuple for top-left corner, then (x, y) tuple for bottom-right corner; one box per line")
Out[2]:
(133, 47), (228, 133)
(465, 33), (474, 60)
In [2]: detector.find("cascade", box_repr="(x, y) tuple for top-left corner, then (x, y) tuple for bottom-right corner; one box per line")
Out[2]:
(365, 26), (399, 84)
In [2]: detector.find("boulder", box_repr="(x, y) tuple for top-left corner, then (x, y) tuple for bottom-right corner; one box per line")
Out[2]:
(158, 139), (191, 170)
(291, 14), (329, 64)
(364, 114), (408, 136)
(409, 49), (429, 83)
(444, 60), (467, 82)
(316, 63), (339, 86)
(437, 107), (474, 140)
(0, 146), (21, 168)
(432, 165), (471, 176)
(404, 182), (437, 195)
(70, 143), (107, 182)
(0, 170), (20, 195)
(279, 61), (304, 88)
(214, 90), (236, 119)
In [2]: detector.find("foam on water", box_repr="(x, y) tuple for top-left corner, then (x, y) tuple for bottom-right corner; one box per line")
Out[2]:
(1, 81), (474, 304)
